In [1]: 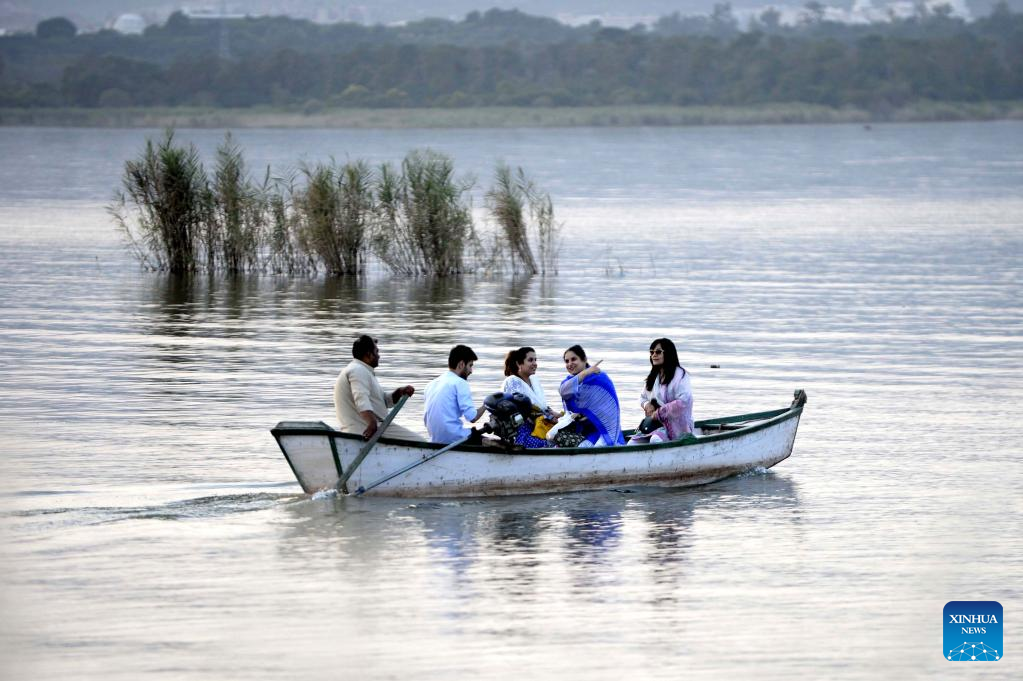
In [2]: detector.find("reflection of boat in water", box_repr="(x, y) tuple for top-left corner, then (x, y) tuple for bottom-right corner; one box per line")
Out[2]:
(271, 391), (806, 498)
(273, 472), (801, 573)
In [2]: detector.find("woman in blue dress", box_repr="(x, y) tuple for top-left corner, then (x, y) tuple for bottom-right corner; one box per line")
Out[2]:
(557, 344), (625, 447)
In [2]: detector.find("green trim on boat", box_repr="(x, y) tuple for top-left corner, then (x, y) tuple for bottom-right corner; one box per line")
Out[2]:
(269, 390), (808, 457)
(328, 435), (346, 495)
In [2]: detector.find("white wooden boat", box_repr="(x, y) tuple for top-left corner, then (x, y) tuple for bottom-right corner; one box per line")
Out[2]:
(272, 390), (806, 498)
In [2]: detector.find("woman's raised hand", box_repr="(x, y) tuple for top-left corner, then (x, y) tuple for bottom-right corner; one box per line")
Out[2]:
(581, 359), (603, 379)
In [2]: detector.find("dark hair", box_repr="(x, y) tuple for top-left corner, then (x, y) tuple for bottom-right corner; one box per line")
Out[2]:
(503, 346), (535, 377)
(645, 338), (683, 391)
(352, 334), (377, 360)
(563, 344), (587, 362)
(448, 344), (478, 369)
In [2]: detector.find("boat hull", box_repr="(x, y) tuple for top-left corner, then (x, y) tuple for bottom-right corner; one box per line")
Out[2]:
(273, 391), (805, 498)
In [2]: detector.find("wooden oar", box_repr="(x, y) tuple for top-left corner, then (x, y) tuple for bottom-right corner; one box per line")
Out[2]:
(353, 433), (471, 497)
(336, 394), (409, 493)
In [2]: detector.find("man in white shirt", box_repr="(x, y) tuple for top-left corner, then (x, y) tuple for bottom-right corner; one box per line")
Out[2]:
(334, 335), (422, 441)
(423, 345), (486, 444)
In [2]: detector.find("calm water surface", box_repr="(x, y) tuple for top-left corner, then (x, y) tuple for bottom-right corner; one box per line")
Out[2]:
(1, 122), (1021, 679)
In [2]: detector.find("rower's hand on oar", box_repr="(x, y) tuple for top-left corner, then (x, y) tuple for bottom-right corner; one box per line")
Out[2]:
(392, 385), (415, 402)
(362, 418), (379, 441)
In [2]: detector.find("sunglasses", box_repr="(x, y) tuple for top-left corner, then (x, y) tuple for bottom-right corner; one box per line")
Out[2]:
(650, 348), (663, 355)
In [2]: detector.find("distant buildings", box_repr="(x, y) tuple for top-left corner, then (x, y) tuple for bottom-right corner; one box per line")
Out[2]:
(112, 14), (146, 35)
(182, 6), (249, 21)
(556, 13), (659, 28)
(178, 3), (372, 24)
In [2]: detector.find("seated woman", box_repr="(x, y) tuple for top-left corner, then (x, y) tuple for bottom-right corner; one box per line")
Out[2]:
(500, 346), (558, 448)
(627, 338), (694, 445)
(557, 344), (625, 448)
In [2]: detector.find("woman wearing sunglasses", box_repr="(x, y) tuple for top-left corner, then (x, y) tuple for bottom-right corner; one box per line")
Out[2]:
(627, 338), (694, 445)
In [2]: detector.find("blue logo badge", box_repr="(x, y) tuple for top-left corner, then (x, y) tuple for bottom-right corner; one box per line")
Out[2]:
(944, 601), (1002, 661)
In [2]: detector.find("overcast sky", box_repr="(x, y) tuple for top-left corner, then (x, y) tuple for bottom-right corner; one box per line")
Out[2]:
(3, 0), (850, 30)
(1, 0), (1013, 32)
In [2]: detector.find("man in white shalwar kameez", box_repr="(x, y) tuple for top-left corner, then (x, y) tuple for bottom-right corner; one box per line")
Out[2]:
(334, 335), (423, 441)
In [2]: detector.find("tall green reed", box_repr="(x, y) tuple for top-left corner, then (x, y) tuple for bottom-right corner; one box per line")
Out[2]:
(531, 188), (560, 276)
(373, 150), (478, 276)
(295, 160), (372, 275)
(486, 162), (560, 275)
(264, 171), (311, 275)
(486, 162), (537, 274)
(211, 134), (263, 273)
(111, 129), (211, 273)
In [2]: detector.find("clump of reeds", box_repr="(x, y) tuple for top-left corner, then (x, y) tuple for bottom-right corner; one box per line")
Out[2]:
(112, 130), (295, 274)
(114, 132), (559, 278)
(112, 129), (211, 273)
(294, 160), (372, 275)
(373, 149), (478, 276)
(486, 162), (561, 275)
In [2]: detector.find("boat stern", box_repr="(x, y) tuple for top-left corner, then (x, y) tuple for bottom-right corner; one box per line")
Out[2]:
(271, 421), (342, 493)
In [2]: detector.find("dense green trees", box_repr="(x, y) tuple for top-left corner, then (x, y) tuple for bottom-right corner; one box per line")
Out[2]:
(2, 7), (1022, 111)
(36, 17), (77, 40)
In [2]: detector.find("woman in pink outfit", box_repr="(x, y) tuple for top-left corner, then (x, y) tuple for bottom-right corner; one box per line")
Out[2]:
(627, 338), (694, 445)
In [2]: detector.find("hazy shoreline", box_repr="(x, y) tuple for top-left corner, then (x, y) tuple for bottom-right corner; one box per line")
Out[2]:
(2, 101), (1022, 129)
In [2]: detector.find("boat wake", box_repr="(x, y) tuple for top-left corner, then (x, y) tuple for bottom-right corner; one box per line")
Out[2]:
(3, 492), (297, 526)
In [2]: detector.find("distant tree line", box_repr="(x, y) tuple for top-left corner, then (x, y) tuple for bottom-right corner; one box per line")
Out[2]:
(2, 4), (1022, 111)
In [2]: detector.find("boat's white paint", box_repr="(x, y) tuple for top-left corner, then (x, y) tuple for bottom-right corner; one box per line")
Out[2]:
(274, 396), (804, 498)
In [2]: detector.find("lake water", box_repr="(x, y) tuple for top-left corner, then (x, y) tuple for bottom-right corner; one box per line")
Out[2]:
(0, 122), (1021, 679)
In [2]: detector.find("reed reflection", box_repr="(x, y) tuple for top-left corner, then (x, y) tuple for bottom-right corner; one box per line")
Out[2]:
(218, 274), (260, 326)
(399, 277), (470, 356)
(292, 275), (469, 338)
(496, 275), (534, 321)
(310, 276), (367, 317)
(143, 273), (265, 336)
(536, 275), (558, 308)
(139, 274), (259, 373)
(144, 274), (201, 340)
(406, 276), (467, 319)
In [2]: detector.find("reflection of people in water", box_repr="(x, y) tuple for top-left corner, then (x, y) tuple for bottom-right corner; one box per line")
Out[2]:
(493, 511), (545, 547)
(566, 509), (623, 550)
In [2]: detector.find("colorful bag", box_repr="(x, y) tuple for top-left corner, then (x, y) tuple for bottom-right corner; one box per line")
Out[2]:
(551, 415), (594, 448)
(552, 428), (587, 448)
(531, 413), (557, 439)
